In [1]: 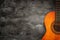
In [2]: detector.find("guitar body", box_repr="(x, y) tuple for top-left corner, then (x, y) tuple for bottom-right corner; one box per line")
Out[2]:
(42, 11), (60, 40)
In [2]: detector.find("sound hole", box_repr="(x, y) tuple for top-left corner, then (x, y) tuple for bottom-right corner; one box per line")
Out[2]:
(53, 24), (60, 33)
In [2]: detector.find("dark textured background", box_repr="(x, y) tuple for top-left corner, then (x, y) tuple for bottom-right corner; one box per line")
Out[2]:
(0, 0), (54, 40)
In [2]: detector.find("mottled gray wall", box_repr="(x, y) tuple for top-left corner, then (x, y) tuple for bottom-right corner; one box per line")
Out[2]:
(0, 0), (53, 40)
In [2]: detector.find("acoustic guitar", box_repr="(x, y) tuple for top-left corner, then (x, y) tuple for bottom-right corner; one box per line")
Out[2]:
(42, 0), (60, 40)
